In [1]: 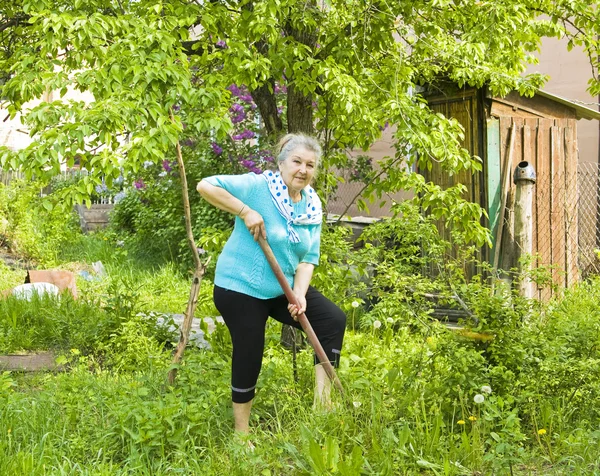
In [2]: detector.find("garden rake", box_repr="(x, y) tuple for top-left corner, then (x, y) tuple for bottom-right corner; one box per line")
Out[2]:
(258, 237), (345, 395)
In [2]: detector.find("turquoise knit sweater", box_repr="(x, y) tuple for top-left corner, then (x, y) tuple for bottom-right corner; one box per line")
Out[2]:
(203, 173), (322, 299)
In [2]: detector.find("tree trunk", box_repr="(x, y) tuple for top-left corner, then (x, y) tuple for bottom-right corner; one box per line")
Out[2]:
(251, 81), (283, 139)
(287, 84), (314, 134)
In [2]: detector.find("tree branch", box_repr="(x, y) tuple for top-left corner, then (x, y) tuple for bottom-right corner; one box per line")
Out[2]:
(0, 14), (30, 34)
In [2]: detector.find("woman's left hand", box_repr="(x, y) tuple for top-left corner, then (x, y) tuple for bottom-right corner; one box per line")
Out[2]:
(288, 293), (307, 321)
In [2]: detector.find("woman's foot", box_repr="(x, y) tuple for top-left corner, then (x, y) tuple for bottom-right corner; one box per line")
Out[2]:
(313, 363), (333, 411)
(232, 430), (256, 452)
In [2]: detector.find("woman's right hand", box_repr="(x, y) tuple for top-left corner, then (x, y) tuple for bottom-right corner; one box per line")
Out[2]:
(240, 207), (266, 241)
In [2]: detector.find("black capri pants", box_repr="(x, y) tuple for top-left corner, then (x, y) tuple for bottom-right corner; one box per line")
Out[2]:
(214, 285), (346, 403)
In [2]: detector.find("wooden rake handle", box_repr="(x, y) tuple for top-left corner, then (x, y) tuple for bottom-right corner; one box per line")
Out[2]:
(258, 237), (344, 395)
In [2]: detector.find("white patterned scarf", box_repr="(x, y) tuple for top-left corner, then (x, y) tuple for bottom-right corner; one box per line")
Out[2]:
(263, 171), (322, 243)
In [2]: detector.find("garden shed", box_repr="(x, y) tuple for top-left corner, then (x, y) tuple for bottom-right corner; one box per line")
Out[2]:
(423, 86), (600, 299)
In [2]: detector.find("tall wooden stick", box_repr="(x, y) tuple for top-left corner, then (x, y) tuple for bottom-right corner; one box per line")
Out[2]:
(168, 110), (209, 385)
(257, 237), (344, 395)
(493, 122), (516, 274)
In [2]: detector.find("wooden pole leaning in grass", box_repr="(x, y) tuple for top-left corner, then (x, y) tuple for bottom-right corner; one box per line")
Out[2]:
(257, 237), (344, 395)
(168, 110), (210, 385)
(492, 121), (516, 275)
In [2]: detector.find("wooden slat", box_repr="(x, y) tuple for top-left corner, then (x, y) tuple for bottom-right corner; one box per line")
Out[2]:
(524, 118), (540, 296)
(486, 118), (502, 254)
(496, 117), (516, 271)
(504, 118), (523, 271)
(564, 124), (578, 286)
(550, 125), (566, 290)
(537, 119), (552, 301)
(0, 352), (61, 372)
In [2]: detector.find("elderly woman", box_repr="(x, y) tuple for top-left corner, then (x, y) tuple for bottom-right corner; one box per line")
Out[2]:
(197, 133), (346, 434)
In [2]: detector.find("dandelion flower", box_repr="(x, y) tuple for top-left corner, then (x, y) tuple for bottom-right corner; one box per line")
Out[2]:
(538, 429), (547, 435)
(373, 320), (382, 329)
(468, 416), (477, 422)
(457, 420), (465, 425)
(386, 317), (394, 324)
(481, 385), (492, 394)
(474, 394), (485, 404)
(351, 301), (360, 308)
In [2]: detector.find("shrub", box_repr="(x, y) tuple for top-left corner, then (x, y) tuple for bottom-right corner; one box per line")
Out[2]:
(0, 179), (81, 265)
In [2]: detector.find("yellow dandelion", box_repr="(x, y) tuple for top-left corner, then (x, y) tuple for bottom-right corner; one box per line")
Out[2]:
(457, 420), (465, 425)
(538, 429), (547, 436)
(468, 415), (477, 422)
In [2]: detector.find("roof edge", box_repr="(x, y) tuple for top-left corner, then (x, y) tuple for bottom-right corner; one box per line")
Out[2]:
(535, 90), (600, 121)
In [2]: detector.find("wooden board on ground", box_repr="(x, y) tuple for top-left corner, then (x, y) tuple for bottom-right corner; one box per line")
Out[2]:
(0, 352), (62, 372)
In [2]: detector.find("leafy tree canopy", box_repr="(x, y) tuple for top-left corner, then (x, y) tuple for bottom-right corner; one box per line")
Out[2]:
(0, 0), (598, 246)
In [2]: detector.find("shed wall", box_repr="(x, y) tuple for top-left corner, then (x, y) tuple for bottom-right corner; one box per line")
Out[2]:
(492, 117), (579, 298)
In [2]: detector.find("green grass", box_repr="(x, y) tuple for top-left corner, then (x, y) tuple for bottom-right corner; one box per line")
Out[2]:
(1, 233), (600, 474)
(0, 329), (599, 475)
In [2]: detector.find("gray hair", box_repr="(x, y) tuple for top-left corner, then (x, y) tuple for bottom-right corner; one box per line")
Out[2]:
(276, 133), (322, 169)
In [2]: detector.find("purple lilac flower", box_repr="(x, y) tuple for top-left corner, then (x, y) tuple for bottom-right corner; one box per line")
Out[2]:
(172, 105), (181, 112)
(241, 159), (255, 169)
(134, 179), (146, 189)
(250, 166), (262, 174)
(315, 43), (321, 49)
(211, 142), (223, 155)
(259, 149), (275, 162)
(230, 104), (244, 113)
(162, 160), (172, 172)
(232, 129), (256, 141)
(95, 184), (108, 194)
(379, 121), (390, 131)
(227, 84), (242, 97)
(312, 101), (318, 109)
(215, 40), (227, 49)
(231, 111), (246, 124)
(182, 138), (196, 148)
(274, 83), (287, 94)
(277, 106), (284, 115)
(239, 94), (254, 104)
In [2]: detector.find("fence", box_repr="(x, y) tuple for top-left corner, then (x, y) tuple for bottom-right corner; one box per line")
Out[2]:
(0, 169), (113, 204)
(500, 161), (600, 299)
(0, 171), (24, 186)
(575, 162), (600, 278)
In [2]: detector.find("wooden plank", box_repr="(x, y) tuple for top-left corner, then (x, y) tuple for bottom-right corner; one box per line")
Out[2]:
(502, 118), (523, 271)
(493, 92), (579, 119)
(494, 119), (515, 271)
(524, 118), (540, 298)
(564, 124), (579, 286)
(537, 119), (553, 301)
(0, 352), (62, 372)
(523, 118), (538, 280)
(550, 125), (566, 290)
(486, 118), (502, 253)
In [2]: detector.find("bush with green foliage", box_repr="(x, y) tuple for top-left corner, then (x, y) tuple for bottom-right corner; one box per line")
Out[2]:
(0, 179), (80, 265)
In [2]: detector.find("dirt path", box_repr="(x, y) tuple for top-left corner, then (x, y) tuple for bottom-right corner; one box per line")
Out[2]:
(0, 248), (35, 270)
